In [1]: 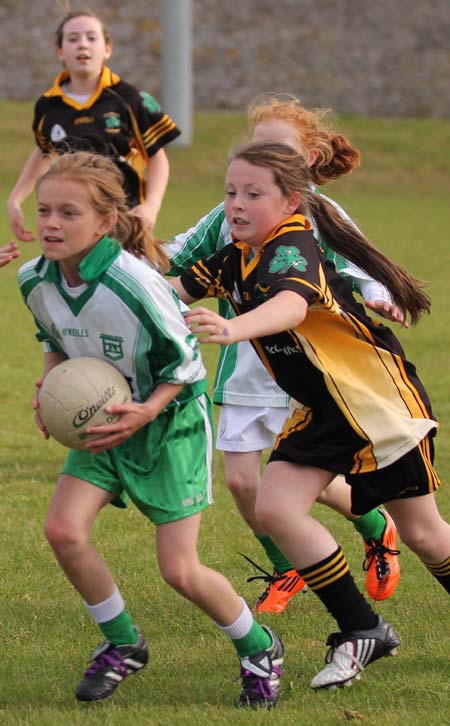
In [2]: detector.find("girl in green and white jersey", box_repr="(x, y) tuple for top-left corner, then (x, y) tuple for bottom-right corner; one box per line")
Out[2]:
(18, 150), (284, 709)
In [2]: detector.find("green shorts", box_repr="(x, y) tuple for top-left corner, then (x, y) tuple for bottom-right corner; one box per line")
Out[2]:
(62, 394), (213, 525)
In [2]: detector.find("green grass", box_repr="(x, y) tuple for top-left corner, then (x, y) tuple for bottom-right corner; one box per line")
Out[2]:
(1, 103), (450, 724)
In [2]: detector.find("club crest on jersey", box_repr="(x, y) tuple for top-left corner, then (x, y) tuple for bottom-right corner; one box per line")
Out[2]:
(269, 245), (307, 274)
(140, 91), (161, 113)
(104, 111), (121, 132)
(50, 124), (67, 142)
(100, 333), (124, 360)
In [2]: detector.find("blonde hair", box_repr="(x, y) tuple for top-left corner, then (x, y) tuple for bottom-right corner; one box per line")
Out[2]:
(248, 93), (361, 185)
(37, 151), (169, 272)
(231, 141), (430, 325)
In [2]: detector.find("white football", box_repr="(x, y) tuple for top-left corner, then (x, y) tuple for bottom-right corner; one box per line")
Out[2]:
(38, 357), (132, 450)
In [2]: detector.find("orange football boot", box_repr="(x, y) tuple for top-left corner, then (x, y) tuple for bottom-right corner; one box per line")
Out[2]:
(255, 569), (308, 614)
(239, 553), (308, 614)
(363, 511), (400, 601)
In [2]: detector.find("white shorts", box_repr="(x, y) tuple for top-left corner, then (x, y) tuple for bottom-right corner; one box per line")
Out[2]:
(216, 404), (290, 452)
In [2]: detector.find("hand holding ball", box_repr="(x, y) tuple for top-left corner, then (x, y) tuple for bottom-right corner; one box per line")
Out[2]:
(38, 357), (132, 449)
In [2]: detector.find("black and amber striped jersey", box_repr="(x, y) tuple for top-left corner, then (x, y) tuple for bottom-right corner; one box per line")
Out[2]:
(180, 213), (437, 474)
(32, 66), (180, 206)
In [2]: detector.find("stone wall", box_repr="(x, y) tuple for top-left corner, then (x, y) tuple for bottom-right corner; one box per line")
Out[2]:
(1, 0), (450, 117)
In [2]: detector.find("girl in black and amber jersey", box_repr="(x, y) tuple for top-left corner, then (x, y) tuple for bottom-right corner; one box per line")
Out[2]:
(7, 11), (180, 241)
(172, 141), (450, 692)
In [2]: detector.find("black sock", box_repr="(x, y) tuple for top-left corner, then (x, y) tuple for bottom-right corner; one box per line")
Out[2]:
(299, 547), (378, 633)
(423, 554), (450, 593)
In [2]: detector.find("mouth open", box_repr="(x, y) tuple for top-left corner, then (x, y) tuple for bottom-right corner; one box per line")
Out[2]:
(44, 236), (63, 243)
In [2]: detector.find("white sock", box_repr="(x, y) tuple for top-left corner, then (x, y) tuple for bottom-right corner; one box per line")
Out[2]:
(84, 586), (125, 624)
(214, 597), (254, 639)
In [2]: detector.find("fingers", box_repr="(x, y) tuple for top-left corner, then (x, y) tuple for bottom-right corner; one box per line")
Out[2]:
(105, 403), (137, 415)
(184, 306), (214, 321)
(34, 411), (49, 438)
(364, 299), (408, 328)
(85, 426), (132, 453)
(13, 225), (36, 242)
(185, 308), (232, 344)
(32, 378), (44, 410)
(0, 241), (21, 267)
(84, 411), (140, 452)
(85, 434), (121, 454)
(9, 211), (36, 241)
(19, 232), (37, 242)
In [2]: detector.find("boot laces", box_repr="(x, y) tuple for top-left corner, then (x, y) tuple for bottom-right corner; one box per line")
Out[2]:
(363, 541), (400, 579)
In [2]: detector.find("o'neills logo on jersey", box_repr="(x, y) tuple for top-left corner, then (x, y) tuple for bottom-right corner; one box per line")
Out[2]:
(72, 385), (116, 428)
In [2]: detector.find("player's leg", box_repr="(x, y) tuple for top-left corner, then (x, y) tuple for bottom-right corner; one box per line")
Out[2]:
(142, 396), (284, 708)
(386, 493), (450, 591)
(44, 474), (116, 600)
(286, 402), (400, 600)
(224, 449), (264, 533)
(221, 403), (399, 607)
(218, 404), (307, 613)
(256, 460), (400, 689)
(318, 475), (400, 601)
(45, 468), (148, 701)
(156, 512), (284, 708)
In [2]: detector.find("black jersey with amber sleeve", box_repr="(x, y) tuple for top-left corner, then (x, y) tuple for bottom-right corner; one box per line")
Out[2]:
(33, 67), (180, 206)
(180, 213), (437, 474)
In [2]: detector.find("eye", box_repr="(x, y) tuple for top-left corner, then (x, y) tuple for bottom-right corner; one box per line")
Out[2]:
(37, 206), (50, 216)
(225, 190), (236, 198)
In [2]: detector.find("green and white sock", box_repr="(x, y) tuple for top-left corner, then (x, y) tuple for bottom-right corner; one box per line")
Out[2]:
(214, 597), (272, 657)
(84, 586), (137, 646)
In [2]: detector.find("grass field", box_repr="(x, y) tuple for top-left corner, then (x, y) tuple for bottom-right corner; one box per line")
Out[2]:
(0, 102), (450, 725)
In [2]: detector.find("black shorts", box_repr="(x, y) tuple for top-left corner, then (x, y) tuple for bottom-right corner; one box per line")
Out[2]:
(270, 434), (440, 515)
(346, 435), (440, 515)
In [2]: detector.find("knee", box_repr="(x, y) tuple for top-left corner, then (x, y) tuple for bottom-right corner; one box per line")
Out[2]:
(226, 470), (257, 500)
(317, 488), (332, 506)
(396, 520), (434, 557)
(254, 499), (282, 535)
(159, 560), (198, 596)
(44, 515), (84, 554)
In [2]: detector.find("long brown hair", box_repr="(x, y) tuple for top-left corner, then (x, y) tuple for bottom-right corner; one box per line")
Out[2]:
(230, 141), (430, 324)
(36, 151), (169, 272)
(248, 93), (361, 185)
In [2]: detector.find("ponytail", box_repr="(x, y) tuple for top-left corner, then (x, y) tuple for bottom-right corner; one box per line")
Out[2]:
(310, 132), (361, 185)
(119, 213), (169, 273)
(308, 192), (430, 324)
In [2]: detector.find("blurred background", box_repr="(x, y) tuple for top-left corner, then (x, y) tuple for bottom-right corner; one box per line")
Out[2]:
(2, 0), (450, 117)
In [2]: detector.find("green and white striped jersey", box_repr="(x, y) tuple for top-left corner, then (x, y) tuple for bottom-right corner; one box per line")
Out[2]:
(166, 199), (390, 407)
(19, 235), (207, 405)
(166, 203), (283, 406)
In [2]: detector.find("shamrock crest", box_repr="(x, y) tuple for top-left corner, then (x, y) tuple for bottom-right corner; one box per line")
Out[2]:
(140, 91), (161, 113)
(268, 245), (308, 274)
